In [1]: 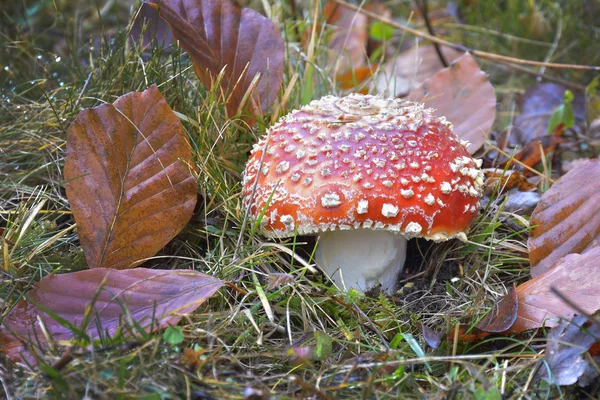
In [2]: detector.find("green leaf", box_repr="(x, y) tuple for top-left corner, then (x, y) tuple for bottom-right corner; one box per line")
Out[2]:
(402, 332), (431, 371)
(474, 386), (502, 400)
(163, 326), (184, 346)
(344, 288), (359, 304)
(402, 333), (426, 358)
(313, 331), (332, 360)
(547, 90), (575, 133)
(390, 332), (403, 350)
(369, 21), (394, 41)
(586, 76), (600, 128)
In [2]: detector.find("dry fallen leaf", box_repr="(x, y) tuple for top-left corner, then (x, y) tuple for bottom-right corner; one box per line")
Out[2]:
(336, 65), (377, 94)
(146, 0), (285, 119)
(476, 285), (518, 333)
(511, 248), (600, 333)
(483, 168), (537, 195)
(501, 135), (566, 172)
(408, 53), (496, 153)
(265, 272), (295, 290)
(528, 159), (600, 277)
(1, 268), (223, 364)
(64, 85), (197, 269)
(180, 346), (208, 370)
(375, 44), (463, 97)
(536, 316), (600, 386)
(448, 326), (491, 343)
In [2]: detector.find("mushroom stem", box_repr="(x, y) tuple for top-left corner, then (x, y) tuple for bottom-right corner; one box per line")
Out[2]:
(315, 229), (407, 294)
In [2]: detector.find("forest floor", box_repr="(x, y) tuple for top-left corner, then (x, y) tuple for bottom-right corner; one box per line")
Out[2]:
(1, 0), (600, 399)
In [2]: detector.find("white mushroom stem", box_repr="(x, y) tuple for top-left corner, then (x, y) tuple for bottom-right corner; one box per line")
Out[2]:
(314, 229), (407, 294)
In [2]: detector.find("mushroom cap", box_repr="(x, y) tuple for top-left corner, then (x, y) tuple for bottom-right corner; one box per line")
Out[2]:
(242, 94), (484, 241)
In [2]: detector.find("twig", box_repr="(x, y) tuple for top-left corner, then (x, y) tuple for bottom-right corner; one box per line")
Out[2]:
(493, 59), (585, 92)
(331, 0), (600, 71)
(225, 281), (249, 295)
(414, 0), (448, 67)
(50, 350), (75, 371)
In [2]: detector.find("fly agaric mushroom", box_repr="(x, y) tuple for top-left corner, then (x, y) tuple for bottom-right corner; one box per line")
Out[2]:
(242, 94), (483, 293)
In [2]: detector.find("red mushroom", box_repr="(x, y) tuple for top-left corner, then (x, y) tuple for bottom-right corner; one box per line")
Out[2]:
(242, 94), (483, 293)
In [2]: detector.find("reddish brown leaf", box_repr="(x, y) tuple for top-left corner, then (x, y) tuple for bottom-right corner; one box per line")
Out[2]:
(476, 285), (518, 333)
(589, 342), (600, 356)
(146, 0), (284, 119)
(512, 83), (585, 146)
(501, 135), (566, 172)
(1, 268), (223, 364)
(64, 85), (197, 269)
(408, 53), (496, 153)
(376, 44), (463, 97)
(448, 326), (491, 342)
(336, 65), (377, 93)
(482, 168), (537, 195)
(180, 347), (208, 370)
(528, 159), (600, 277)
(511, 248), (600, 332)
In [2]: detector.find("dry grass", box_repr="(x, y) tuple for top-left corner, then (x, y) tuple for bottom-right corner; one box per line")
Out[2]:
(1, 1), (599, 398)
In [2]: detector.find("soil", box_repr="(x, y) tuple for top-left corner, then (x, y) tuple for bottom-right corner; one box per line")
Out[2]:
(392, 238), (460, 316)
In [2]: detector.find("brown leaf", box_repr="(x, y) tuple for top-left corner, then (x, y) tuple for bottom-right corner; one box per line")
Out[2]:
(590, 342), (600, 356)
(324, 1), (368, 73)
(501, 135), (566, 172)
(511, 248), (600, 333)
(64, 85), (197, 269)
(376, 44), (463, 97)
(483, 168), (537, 195)
(448, 326), (491, 342)
(476, 284), (518, 333)
(336, 65), (377, 94)
(536, 316), (600, 386)
(265, 273), (295, 290)
(528, 159), (600, 277)
(408, 53), (496, 153)
(180, 347), (208, 370)
(146, 0), (285, 119)
(512, 83), (585, 146)
(1, 268), (223, 364)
